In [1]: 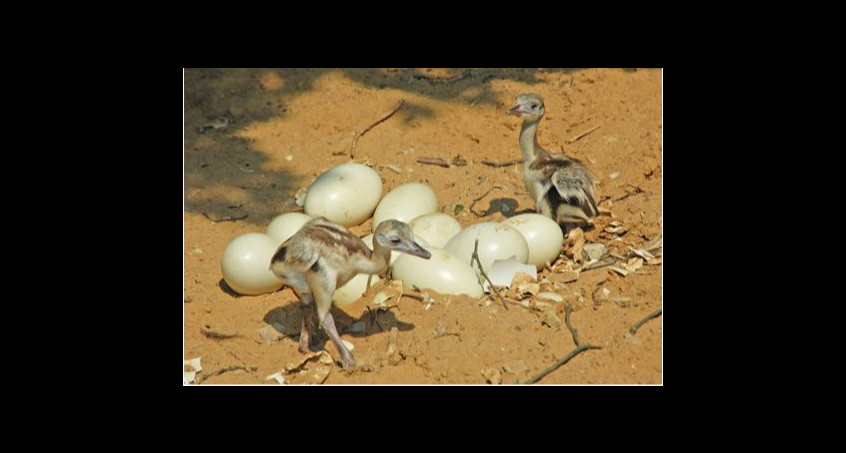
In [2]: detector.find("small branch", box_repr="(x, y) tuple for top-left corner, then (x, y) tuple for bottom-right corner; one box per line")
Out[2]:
(202, 213), (248, 223)
(471, 238), (508, 311)
(200, 327), (241, 340)
(416, 157), (450, 168)
(628, 307), (662, 336)
(564, 304), (581, 346)
(566, 125), (601, 144)
(524, 303), (601, 384)
(482, 158), (523, 168)
(523, 344), (602, 384)
(417, 155), (467, 168)
(350, 99), (404, 159)
(613, 185), (646, 202)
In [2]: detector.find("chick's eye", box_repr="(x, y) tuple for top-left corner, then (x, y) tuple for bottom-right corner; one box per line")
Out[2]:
(390, 238), (401, 244)
(531, 103), (539, 109)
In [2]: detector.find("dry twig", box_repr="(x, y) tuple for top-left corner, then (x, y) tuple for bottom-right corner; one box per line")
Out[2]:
(417, 157), (450, 168)
(200, 327), (241, 340)
(628, 308), (662, 336)
(471, 239), (508, 311)
(199, 365), (253, 383)
(524, 304), (601, 384)
(350, 99), (405, 159)
(566, 125), (601, 144)
(202, 212), (248, 223)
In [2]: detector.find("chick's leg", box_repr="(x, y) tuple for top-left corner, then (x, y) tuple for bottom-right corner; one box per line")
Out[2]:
(307, 263), (356, 368)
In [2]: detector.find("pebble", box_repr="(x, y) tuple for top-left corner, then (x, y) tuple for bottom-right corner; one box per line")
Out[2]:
(542, 312), (562, 328)
(502, 360), (528, 375)
(481, 367), (502, 385)
(258, 325), (285, 343)
(582, 243), (608, 261)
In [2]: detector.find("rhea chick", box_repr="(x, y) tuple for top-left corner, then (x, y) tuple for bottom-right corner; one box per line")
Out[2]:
(269, 217), (431, 368)
(507, 93), (598, 230)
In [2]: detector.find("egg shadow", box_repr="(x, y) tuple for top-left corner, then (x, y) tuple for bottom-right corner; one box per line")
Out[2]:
(218, 279), (242, 298)
(480, 197), (521, 217)
(262, 301), (415, 350)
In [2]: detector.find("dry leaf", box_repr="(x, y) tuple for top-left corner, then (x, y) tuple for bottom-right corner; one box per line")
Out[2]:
(625, 257), (644, 272)
(646, 257), (663, 266)
(374, 280), (403, 307)
(567, 227), (586, 262)
(608, 266), (629, 276)
(547, 269), (580, 284)
(265, 372), (286, 385)
(628, 246), (656, 260)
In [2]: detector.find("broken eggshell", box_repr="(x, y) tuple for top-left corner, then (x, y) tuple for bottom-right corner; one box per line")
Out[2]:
(485, 256), (538, 292)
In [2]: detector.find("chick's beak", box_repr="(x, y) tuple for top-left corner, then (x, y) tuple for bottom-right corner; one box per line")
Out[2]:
(507, 103), (530, 116)
(397, 241), (431, 259)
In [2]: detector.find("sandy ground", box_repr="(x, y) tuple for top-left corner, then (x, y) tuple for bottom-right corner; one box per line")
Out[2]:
(183, 68), (662, 385)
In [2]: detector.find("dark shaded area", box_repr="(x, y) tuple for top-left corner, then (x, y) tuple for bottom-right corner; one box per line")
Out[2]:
(262, 301), (415, 351)
(184, 68), (648, 225)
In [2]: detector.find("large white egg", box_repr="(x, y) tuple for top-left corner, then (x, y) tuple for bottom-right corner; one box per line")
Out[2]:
(444, 222), (530, 273)
(372, 182), (437, 232)
(503, 214), (565, 268)
(221, 233), (284, 295)
(409, 213), (462, 248)
(304, 163), (382, 226)
(361, 234), (429, 266)
(392, 247), (483, 298)
(265, 212), (311, 246)
(333, 273), (380, 307)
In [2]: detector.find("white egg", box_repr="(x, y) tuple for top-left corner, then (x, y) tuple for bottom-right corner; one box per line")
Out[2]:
(444, 222), (530, 273)
(333, 273), (380, 307)
(392, 247), (483, 298)
(221, 233), (285, 295)
(265, 212), (312, 246)
(304, 163), (382, 226)
(409, 213), (462, 248)
(503, 214), (565, 268)
(361, 234), (429, 266)
(372, 182), (437, 232)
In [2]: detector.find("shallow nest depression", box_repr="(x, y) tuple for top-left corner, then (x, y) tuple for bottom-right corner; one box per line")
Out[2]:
(183, 68), (662, 384)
